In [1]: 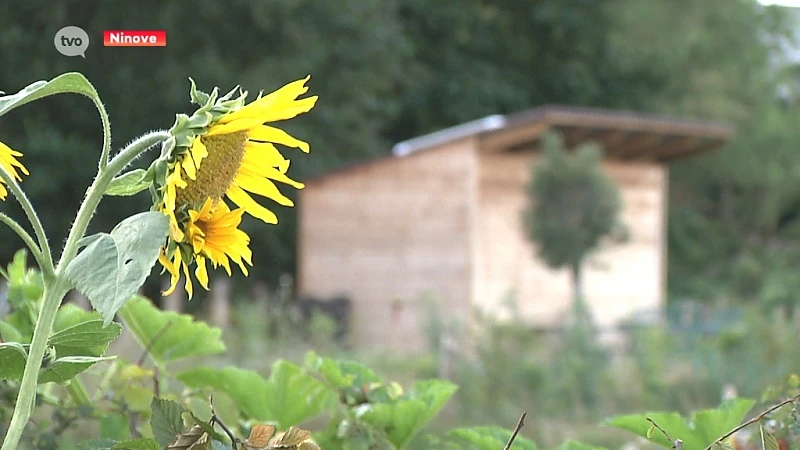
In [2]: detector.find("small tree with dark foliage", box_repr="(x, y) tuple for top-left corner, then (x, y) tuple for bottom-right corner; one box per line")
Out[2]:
(522, 131), (623, 323)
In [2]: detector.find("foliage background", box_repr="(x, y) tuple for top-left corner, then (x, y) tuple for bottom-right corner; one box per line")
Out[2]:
(0, 1), (799, 308)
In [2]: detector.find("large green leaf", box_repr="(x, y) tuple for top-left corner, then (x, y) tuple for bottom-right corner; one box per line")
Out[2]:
(111, 438), (161, 450)
(260, 360), (338, 428)
(105, 169), (153, 197)
(361, 379), (457, 448)
(150, 398), (186, 447)
(177, 366), (271, 422)
(48, 319), (121, 357)
(38, 356), (114, 383)
(0, 320), (22, 343)
(445, 426), (538, 450)
(178, 361), (336, 428)
(0, 343), (111, 383)
(77, 439), (118, 450)
(54, 303), (102, 332)
(604, 398), (755, 450)
(118, 296), (226, 366)
(0, 342), (27, 380)
(306, 352), (382, 389)
(0, 73), (100, 118)
(65, 212), (169, 326)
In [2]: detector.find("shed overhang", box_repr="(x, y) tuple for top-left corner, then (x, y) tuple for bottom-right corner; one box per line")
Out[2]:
(394, 105), (734, 162)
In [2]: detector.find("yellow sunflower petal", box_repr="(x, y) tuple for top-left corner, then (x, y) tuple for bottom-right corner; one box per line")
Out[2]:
(160, 250), (182, 296)
(254, 96), (318, 123)
(233, 171), (294, 207)
(0, 141), (29, 179)
(247, 125), (310, 153)
(243, 142), (290, 171)
(205, 118), (264, 137)
(217, 76), (312, 124)
(190, 137), (209, 166)
(183, 260), (194, 300)
(0, 183), (7, 201)
(195, 256), (209, 290)
(225, 185), (279, 224)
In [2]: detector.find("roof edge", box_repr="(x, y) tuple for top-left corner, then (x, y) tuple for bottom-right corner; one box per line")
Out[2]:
(392, 114), (506, 157)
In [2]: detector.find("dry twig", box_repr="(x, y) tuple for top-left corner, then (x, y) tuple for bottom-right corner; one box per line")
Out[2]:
(504, 412), (527, 450)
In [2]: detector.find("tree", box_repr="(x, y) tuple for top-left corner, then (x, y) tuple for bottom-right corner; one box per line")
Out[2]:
(521, 132), (622, 321)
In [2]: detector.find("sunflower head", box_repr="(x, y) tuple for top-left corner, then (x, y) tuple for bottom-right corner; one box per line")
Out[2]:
(152, 76), (317, 298)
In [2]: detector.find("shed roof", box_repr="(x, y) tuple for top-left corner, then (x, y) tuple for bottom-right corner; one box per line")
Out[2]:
(307, 105), (734, 182)
(394, 105), (734, 160)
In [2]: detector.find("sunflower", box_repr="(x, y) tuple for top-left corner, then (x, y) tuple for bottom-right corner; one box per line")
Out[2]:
(0, 141), (29, 201)
(154, 76), (317, 298)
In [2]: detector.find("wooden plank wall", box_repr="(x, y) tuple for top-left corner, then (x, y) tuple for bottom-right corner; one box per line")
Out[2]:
(475, 151), (666, 328)
(298, 139), (478, 352)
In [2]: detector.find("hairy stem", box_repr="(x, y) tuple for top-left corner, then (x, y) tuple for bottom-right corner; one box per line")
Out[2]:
(1, 131), (169, 450)
(0, 171), (54, 276)
(0, 212), (50, 278)
(95, 99), (112, 171)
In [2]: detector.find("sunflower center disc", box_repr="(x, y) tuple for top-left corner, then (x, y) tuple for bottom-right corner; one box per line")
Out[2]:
(176, 130), (247, 207)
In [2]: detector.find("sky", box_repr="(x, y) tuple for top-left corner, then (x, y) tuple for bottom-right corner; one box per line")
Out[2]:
(758, 0), (800, 6)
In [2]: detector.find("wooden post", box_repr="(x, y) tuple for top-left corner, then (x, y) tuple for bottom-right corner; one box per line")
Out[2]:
(162, 277), (184, 312)
(209, 277), (231, 327)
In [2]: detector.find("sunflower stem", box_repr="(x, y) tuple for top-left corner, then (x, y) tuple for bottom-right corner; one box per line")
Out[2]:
(0, 212), (51, 278)
(0, 169), (55, 276)
(95, 98), (112, 171)
(0, 130), (169, 450)
(0, 277), (70, 450)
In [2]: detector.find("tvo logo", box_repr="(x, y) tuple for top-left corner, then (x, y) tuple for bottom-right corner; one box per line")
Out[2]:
(54, 26), (89, 58)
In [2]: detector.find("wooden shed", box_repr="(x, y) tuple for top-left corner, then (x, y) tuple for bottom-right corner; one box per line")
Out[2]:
(297, 105), (733, 352)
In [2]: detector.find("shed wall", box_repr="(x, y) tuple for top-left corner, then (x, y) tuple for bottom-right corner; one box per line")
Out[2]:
(298, 139), (477, 352)
(475, 151), (666, 328)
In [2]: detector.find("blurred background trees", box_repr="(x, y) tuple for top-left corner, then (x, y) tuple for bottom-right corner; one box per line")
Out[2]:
(0, 0), (798, 310)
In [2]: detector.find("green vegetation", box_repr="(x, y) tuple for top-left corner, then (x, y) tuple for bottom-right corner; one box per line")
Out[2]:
(4, 253), (800, 449)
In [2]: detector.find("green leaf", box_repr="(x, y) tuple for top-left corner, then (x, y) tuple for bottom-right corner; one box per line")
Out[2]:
(362, 379), (457, 448)
(605, 412), (696, 449)
(150, 397), (186, 447)
(692, 399), (756, 446)
(77, 439), (119, 450)
(177, 361), (336, 428)
(0, 73), (100, 118)
(0, 320), (22, 343)
(262, 360), (338, 428)
(0, 342), (27, 380)
(445, 426), (538, 450)
(119, 296), (225, 365)
(761, 426), (780, 450)
(47, 319), (121, 357)
(38, 355), (114, 383)
(111, 438), (161, 450)
(604, 399), (756, 450)
(177, 366), (271, 422)
(106, 169), (153, 196)
(54, 303), (102, 332)
(100, 414), (131, 440)
(65, 212), (169, 326)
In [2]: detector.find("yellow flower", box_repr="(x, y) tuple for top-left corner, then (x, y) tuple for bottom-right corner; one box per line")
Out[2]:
(155, 76), (317, 298)
(159, 198), (252, 298)
(0, 141), (29, 200)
